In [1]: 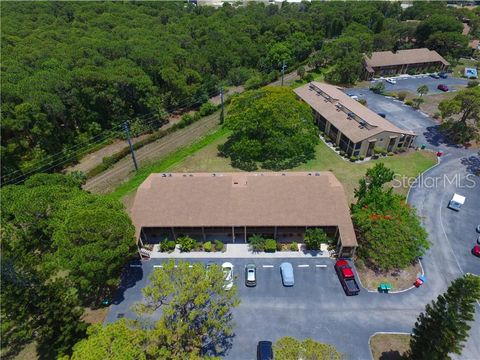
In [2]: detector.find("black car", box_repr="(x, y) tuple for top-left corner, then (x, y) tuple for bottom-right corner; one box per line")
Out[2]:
(377, 112), (386, 118)
(257, 341), (273, 360)
(438, 72), (448, 79)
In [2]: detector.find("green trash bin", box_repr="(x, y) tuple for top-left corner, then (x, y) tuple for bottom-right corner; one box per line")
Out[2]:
(421, 144), (426, 149)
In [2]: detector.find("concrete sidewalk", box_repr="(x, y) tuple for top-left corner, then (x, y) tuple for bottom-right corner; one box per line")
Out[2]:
(148, 244), (332, 259)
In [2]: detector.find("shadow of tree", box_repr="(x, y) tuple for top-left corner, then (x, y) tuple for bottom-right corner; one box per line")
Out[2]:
(423, 125), (459, 148)
(111, 260), (144, 305)
(201, 313), (235, 357)
(379, 350), (404, 360)
(461, 152), (480, 176)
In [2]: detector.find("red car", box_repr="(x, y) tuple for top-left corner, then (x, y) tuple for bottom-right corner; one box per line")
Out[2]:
(437, 84), (449, 92)
(472, 245), (480, 257)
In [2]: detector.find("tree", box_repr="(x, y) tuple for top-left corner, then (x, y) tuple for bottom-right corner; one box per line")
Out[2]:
(304, 228), (329, 250)
(274, 337), (342, 360)
(412, 97), (424, 109)
(248, 234), (266, 252)
(406, 274), (480, 360)
(417, 85), (429, 97)
(439, 87), (480, 143)
(354, 163), (395, 200)
(219, 87), (318, 170)
(425, 32), (469, 58)
(415, 14), (463, 45)
(67, 319), (150, 360)
(134, 260), (239, 358)
(50, 193), (137, 303)
(352, 164), (429, 270)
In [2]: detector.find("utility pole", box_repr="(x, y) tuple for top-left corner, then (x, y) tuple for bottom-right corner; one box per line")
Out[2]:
(219, 86), (225, 124)
(281, 60), (287, 86)
(123, 122), (138, 171)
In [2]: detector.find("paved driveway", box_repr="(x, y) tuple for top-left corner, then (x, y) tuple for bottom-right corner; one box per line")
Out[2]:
(107, 258), (438, 360)
(372, 75), (468, 95)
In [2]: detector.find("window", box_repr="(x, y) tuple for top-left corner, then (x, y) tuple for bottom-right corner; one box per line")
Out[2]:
(353, 150), (360, 156)
(355, 142), (361, 150)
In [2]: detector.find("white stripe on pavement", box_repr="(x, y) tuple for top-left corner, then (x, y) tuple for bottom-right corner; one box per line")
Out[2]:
(262, 265), (274, 268)
(153, 265), (163, 268)
(315, 264), (327, 268)
(298, 264), (309, 268)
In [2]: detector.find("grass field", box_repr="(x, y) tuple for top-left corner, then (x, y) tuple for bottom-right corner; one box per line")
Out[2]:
(370, 333), (411, 360)
(452, 58), (479, 78)
(170, 135), (438, 203)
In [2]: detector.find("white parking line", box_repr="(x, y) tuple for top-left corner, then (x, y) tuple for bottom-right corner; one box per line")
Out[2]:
(153, 265), (163, 268)
(262, 265), (274, 268)
(129, 264), (142, 268)
(188, 265), (193, 268)
(298, 264), (309, 268)
(315, 264), (327, 268)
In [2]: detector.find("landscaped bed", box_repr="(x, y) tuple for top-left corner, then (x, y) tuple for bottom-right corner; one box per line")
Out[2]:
(355, 260), (422, 292)
(370, 333), (411, 360)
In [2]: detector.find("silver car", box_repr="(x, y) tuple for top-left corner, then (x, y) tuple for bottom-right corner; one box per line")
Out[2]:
(280, 262), (294, 287)
(245, 264), (256, 287)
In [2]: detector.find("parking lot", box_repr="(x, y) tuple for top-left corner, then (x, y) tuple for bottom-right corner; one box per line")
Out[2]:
(374, 75), (469, 95)
(107, 258), (432, 360)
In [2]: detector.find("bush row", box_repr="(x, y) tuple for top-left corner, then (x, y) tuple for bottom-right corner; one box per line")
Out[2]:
(159, 236), (225, 253)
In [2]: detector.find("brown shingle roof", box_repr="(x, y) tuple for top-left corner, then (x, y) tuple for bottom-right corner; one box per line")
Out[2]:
(364, 48), (450, 68)
(294, 82), (415, 143)
(131, 172), (357, 247)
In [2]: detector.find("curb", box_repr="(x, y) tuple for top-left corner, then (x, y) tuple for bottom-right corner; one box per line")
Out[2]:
(355, 259), (425, 294)
(368, 331), (411, 360)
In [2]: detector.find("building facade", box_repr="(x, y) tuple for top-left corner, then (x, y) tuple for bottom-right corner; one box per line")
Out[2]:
(294, 82), (416, 158)
(131, 172), (358, 258)
(363, 48), (450, 79)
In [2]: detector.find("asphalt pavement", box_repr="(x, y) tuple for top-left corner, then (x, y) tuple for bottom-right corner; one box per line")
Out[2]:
(372, 75), (469, 95)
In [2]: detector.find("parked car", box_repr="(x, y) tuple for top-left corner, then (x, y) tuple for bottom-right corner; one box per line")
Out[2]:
(348, 94), (359, 101)
(245, 263), (256, 287)
(385, 78), (396, 84)
(439, 72), (448, 79)
(472, 244), (480, 257)
(437, 84), (449, 92)
(257, 341), (273, 360)
(334, 259), (360, 296)
(430, 73), (440, 79)
(280, 262), (294, 286)
(476, 224), (480, 233)
(222, 262), (234, 291)
(448, 193), (466, 211)
(377, 112), (386, 118)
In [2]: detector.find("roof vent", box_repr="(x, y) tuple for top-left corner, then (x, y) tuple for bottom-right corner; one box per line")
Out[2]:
(282, 173), (286, 176)
(315, 172), (320, 176)
(168, 173), (172, 177)
(212, 173), (216, 177)
(308, 173), (312, 176)
(189, 174), (193, 177)
(347, 112), (354, 118)
(162, 173), (167, 177)
(183, 174), (187, 177)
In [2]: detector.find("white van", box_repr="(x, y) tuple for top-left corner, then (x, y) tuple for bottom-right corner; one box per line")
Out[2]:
(448, 193), (466, 211)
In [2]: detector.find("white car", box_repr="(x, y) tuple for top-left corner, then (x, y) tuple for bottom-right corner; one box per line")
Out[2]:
(222, 262), (234, 291)
(385, 78), (397, 85)
(448, 193), (466, 211)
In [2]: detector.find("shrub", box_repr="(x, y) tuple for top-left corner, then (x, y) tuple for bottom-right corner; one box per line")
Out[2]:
(369, 82), (385, 94)
(178, 236), (196, 252)
(304, 73), (314, 82)
(304, 228), (329, 250)
(160, 240), (169, 252)
(264, 239), (277, 253)
(350, 155), (358, 162)
(404, 99), (414, 106)
(167, 240), (176, 251)
(433, 112), (441, 119)
(387, 152), (394, 156)
(203, 241), (212, 252)
(199, 102), (218, 117)
(374, 147), (386, 155)
(248, 234), (266, 252)
(397, 91), (408, 101)
(324, 136), (332, 143)
(276, 242), (283, 251)
(358, 98), (367, 106)
(359, 155), (366, 160)
(214, 240), (224, 252)
(290, 242), (298, 251)
(467, 80), (479, 88)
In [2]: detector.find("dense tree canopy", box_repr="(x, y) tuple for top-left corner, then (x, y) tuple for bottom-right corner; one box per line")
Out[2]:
(219, 86), (318, 170)
(406, 274), (480, 360)
(353, 164), (429, 270)
(3, 1), (472, 181)
(0, 173), (136, 358)
(439, 87), (480, 143)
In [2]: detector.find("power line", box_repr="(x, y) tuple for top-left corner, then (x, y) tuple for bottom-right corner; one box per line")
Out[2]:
(1, 88), (221, 185)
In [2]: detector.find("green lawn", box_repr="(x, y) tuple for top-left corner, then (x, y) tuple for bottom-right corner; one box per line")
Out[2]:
(170, 134), (437, 203)
(452, 58), (479, 78)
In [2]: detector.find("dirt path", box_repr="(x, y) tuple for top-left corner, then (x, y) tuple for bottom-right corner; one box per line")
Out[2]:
(83, 111), (221, 194)
(83, 70), (302, 194)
